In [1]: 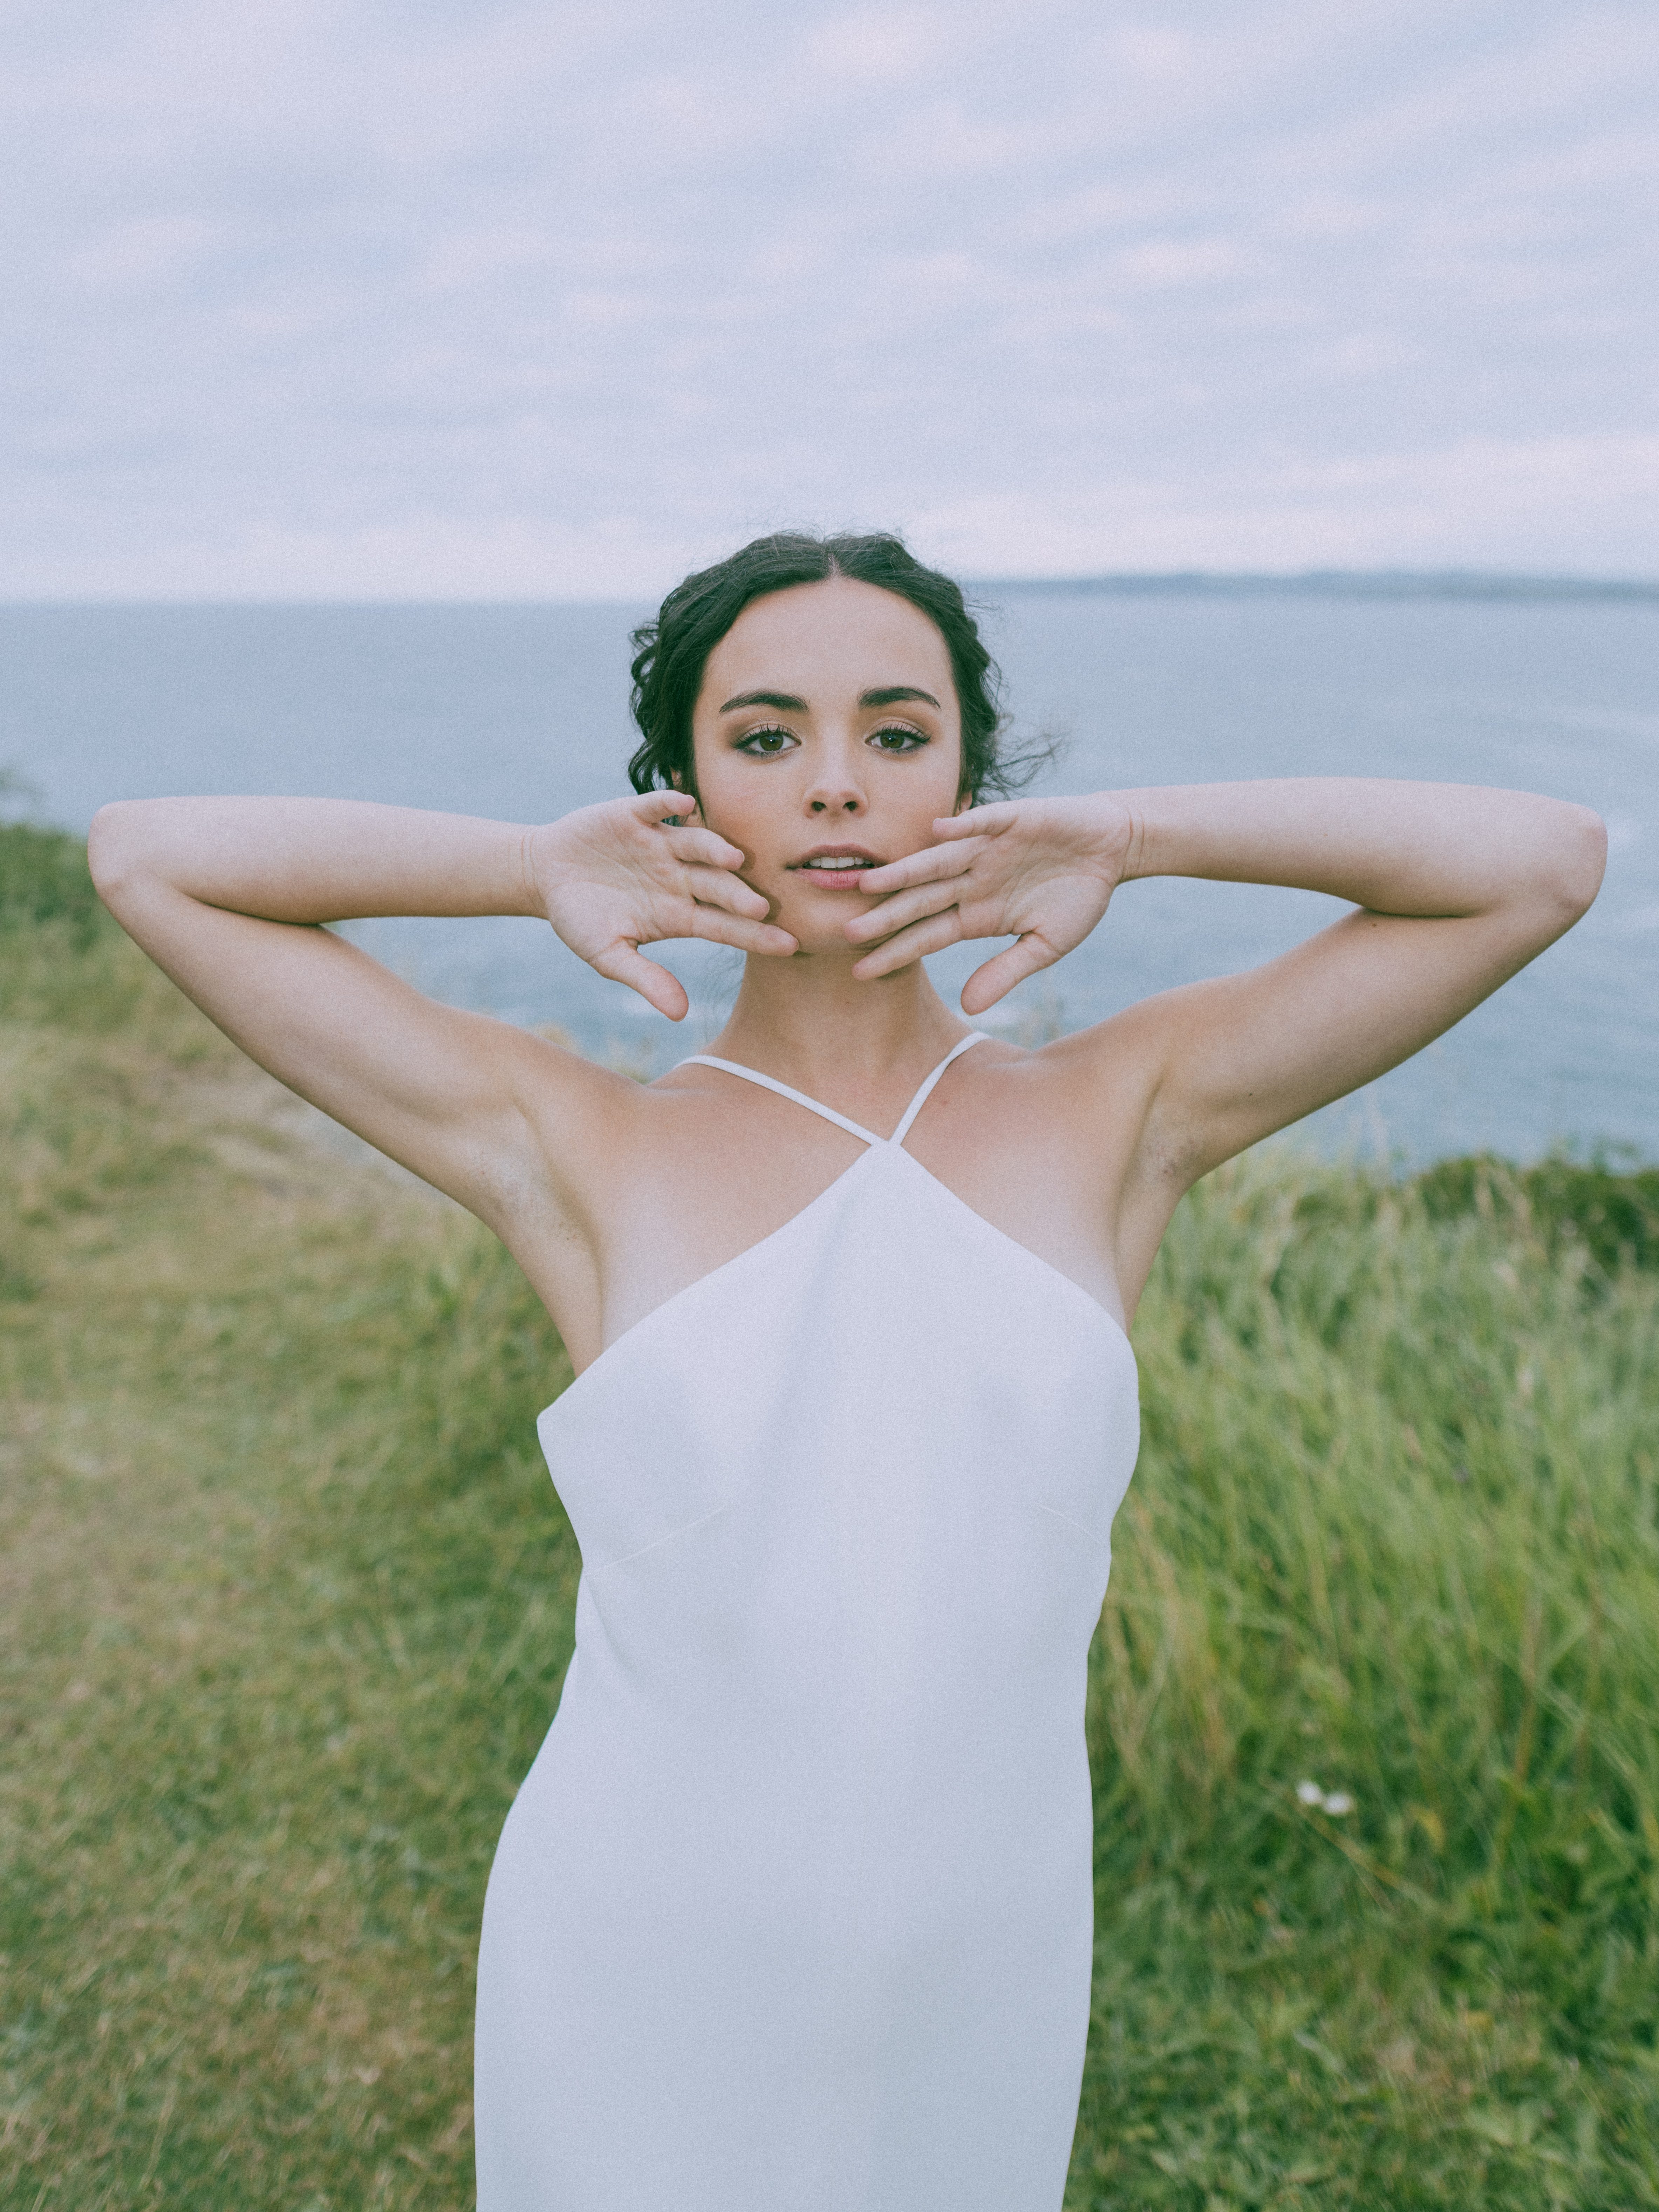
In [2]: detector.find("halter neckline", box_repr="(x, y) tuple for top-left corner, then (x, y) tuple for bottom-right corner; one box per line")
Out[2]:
(675, 1032), (987, 1148)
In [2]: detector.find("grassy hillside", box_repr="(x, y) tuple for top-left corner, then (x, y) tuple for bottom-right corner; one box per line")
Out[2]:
(1, 830), (1655, 2209)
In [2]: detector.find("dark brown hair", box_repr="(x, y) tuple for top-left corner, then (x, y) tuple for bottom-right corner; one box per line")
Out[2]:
(628, 531), (1039, 805)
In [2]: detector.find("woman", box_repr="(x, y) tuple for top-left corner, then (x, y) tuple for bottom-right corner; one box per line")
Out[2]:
(89, 532), (1606, 2210)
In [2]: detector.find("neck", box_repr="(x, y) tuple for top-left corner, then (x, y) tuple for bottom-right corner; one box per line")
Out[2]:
(708, 947), (971, 1089)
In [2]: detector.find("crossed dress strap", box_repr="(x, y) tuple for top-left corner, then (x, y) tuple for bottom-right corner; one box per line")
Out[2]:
(677, 1031), (986, 1149)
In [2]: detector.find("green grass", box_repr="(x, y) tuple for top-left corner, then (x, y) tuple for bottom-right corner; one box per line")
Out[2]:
(1079, 1165), (1659, 2205)
(2, 834), (1656, 2208)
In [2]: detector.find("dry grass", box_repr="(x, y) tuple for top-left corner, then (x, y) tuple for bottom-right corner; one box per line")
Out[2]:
(2, 917), (572, 2208)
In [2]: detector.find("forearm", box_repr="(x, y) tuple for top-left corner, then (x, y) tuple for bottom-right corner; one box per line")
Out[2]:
(1116, 779), (1606, 920)
(88, 798), (539, 924)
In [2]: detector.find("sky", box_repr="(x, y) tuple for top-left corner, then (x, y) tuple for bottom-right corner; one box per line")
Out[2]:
(2, 0), (1655, 598)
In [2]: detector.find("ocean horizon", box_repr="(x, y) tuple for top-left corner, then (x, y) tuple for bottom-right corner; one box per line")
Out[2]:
(5, 585), (1654, 1166)
(7, 568), (1659, 610)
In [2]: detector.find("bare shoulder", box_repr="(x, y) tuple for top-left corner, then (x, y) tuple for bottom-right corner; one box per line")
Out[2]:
(985, 997), (1180, 1160)
(854, 1005), (1178, 1179)
(1028, 978), (1299, 1181)
(494, 1026), (661, 1207)
(966, 1001), (1207, 1321)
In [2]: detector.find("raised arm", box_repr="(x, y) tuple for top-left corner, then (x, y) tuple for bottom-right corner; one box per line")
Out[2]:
(88, 793), (793, 1218)
(1107, 779), (1606, 1174)
(845, 776), (1606, 1182)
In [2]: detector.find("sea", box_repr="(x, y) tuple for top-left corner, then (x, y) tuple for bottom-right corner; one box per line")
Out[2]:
(4, 584), (1655, 1167)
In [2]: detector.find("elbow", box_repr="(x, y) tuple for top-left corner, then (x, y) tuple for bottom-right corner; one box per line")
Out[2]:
(1513, 801), (1606, 938)
(1547, 803), (1608, 923)
(87, 800), (151, 908)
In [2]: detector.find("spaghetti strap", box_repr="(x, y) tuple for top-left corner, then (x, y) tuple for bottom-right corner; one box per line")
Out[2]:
(891, 1031), (986, 1145)
(675, 1056), (883, 1146)
(677, 1032), (988, 1148)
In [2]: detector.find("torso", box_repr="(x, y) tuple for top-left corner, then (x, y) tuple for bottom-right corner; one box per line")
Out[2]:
(488, 1025), (1177, 1378)
(473, 1027), (1145, 2209)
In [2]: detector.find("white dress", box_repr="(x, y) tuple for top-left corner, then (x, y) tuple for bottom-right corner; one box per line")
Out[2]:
(475, 1033), (1141, 2210)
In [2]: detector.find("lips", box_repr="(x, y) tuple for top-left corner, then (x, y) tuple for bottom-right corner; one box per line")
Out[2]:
(788, 845), (882, 878)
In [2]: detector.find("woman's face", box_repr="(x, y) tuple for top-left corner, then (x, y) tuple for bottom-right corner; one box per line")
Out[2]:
(689, 576), (966, 954)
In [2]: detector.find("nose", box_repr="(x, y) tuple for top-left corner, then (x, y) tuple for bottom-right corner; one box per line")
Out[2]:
(803, 735), (867, 818)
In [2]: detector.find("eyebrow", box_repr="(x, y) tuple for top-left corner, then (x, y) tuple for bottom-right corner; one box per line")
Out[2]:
(860, 685), (941, 710)
(717, 684), (942, 714)
(719, 689), (808, 714)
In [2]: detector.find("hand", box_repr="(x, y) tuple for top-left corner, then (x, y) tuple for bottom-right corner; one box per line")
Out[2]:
(528, 794), (796, 1019)
(844, 795), (1134, 1013)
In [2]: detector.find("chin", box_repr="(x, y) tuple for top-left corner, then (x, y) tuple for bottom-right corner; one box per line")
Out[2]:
(779, 925), (851, 958)
(773, 912), (860, 959)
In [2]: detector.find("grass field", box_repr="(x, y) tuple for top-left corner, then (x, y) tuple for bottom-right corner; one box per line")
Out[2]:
(2, 825), (1658, 2209)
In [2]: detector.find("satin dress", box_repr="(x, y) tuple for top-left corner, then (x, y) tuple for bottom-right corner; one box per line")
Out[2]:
(475, 1033), (1141, 2210)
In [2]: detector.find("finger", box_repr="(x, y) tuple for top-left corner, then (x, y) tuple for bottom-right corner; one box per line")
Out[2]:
(689, 908), (798, 957)
(682, 863), (772, 919)
(842, 878), (963, 943)
(932, 803), (1016, 839)
(856, 838), (983, 895)
(660, 822), (748, 871)
(958, 934), (1060, 1015)
(588, 940), (691, 1019)
(849, 909), (964, 980)
(630, 790), (700, 831)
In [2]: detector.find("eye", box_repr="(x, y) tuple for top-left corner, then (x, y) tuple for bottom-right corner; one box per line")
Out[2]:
(867, 723), (928, 755)
(734, 725), (800, 757)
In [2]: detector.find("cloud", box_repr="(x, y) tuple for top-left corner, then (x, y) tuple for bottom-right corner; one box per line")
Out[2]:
(1111, 238), (1255, 289)
(915, 433), (1659, 575)
(801, 9), (941, 87)
(1, 0), (1655, 595)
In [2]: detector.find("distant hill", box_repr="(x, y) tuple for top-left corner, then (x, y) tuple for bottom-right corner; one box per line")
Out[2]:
(971, 570), (1659, 602)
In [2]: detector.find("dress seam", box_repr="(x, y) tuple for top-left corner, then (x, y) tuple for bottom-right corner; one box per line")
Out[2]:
(1036, 1502), (1106, 1545)
(596, 1502), (733, 1572)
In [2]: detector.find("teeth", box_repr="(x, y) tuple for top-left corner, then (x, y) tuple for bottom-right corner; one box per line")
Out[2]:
(803, 856), (871, 869)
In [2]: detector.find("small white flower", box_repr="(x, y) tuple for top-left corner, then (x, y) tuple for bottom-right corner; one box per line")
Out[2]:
(1296, 1780), (1324, 1806)
(1322, 1791), (1354, 1817)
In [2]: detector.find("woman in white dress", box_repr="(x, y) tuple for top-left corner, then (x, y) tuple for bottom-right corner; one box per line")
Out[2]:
(90, 533), (1605, 2210)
